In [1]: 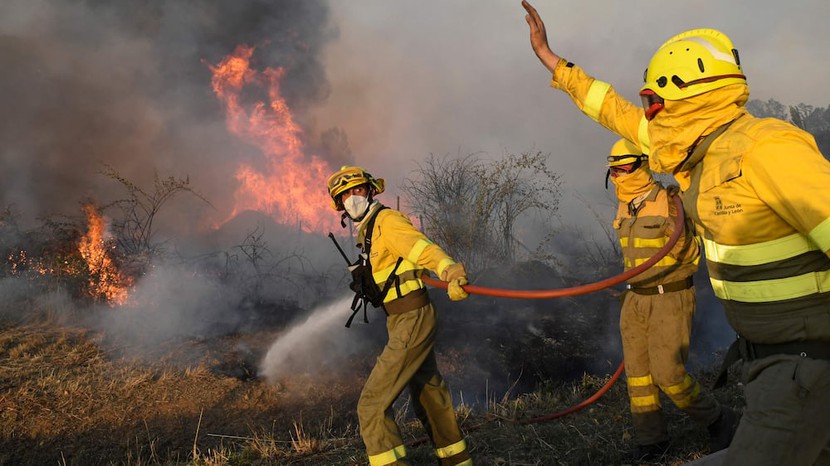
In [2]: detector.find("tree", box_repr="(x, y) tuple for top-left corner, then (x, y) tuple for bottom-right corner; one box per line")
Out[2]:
(747, 98), (830, 158)
(745, 98), (788, 120)
(402, 151), (562, 275)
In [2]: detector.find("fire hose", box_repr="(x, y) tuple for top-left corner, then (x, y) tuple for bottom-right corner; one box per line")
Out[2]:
(417, 194), (684, 429)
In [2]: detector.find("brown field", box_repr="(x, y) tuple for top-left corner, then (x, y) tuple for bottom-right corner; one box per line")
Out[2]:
(0, 308), (743, 466)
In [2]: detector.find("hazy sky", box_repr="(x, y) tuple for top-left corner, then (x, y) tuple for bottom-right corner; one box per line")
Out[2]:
(2, 0), (828, 235)
(316, 0), (830, 224)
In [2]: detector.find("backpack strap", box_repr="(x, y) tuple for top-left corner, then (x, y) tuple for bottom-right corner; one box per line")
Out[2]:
(361, 206), (388, 255)
(344, 206), (388, 328)
(678, 115), (743, 172)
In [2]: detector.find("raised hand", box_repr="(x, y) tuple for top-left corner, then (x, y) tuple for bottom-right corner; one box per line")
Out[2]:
(522, 0), (562, 73)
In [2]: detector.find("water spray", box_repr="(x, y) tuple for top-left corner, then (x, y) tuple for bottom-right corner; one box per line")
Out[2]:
(259, 294), (360, 382)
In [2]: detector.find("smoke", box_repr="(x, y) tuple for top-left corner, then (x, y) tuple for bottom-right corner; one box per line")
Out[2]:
(0, 0), (337, 230)
(259, 294), (380, 382)
(92, 263), (243, 350)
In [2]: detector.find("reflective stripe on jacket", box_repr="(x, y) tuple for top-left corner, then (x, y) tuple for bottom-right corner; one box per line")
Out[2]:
(681, 115), (830, 343)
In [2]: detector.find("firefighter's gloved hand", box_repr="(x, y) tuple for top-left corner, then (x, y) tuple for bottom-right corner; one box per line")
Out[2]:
(441, 263), (469, 301)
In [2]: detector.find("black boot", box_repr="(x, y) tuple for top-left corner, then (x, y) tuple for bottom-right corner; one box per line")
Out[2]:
(707, 406), (739, 452)
(632, 440), (670, 463)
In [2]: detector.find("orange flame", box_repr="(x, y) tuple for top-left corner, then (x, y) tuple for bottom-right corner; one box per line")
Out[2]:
(210, 45), (336, 232)
(78, 204), (132, 306)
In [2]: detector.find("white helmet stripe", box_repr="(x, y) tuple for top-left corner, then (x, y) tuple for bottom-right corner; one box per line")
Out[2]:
(683, 37), (736, 64)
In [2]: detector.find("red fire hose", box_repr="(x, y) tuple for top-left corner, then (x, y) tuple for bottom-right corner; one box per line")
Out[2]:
(418, 195), (683, 426)
(421, 196), (684, 299)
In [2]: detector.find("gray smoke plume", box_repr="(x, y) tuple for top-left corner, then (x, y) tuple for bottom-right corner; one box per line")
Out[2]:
(0, 0), (338, 230)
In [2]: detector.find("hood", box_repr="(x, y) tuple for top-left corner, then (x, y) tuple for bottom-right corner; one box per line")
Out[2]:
(610, 166), (657, 203)
(648, 83), (750, 175)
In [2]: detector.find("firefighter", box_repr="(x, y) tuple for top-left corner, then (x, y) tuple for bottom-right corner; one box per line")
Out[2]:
(523, 2), (830, 464)
(607, 138), (734, 460)
(326, 166), (473, 466)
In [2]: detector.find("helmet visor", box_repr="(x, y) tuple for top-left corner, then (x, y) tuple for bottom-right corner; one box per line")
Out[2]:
(328, 172), (365, 194)
(640, 89), (665, 121)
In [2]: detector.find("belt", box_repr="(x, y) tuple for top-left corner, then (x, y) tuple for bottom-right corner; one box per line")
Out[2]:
(741, 338), (830, 361)
(713, 337), (830, 389)
(383, 287), (430, 315)
(627, 277), (693, 295)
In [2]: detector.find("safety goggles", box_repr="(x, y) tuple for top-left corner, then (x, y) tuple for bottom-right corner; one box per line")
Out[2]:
(609, 164), (637, 176)
(605, 159), (644, 188)
(609, 163), (640, 175)
(328, 172), (366, 192)
(640, 89), (664, 121)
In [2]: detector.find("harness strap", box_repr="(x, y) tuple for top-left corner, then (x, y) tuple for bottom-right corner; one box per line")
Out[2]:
(678, 115), (742, 173)
(345, 294), (369, 328)
(361, 206), (388, 256)
(378, 257), (404, 305)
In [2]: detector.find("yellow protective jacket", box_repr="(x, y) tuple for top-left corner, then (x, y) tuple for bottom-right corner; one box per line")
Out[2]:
(356, 202), (456, 303)
(549, 60), (830, 345)
(680, 114), (830, 344)
(614, 184), (699, 288)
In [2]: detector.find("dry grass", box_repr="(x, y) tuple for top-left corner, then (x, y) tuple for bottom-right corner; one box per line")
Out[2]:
(0, 316), (743, 465)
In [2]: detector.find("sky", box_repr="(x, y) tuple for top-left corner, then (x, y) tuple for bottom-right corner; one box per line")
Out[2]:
(2, 0), (828, 235)
(316, 0), (830, 225)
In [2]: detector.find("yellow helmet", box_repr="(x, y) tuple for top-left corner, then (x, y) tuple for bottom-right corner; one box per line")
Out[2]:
(606, 139), (648, 189)
(641, 28), (745, 101)
(326, 166), (385, 211)
(607, 139), (648, 168)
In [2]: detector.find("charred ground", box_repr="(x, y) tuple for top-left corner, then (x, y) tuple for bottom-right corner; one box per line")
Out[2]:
(0, 262), (742, 465)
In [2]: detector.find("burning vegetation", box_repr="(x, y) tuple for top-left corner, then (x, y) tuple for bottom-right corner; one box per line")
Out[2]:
(78, 204), (133, 306)
(210, 44), (337, 233)
(5, 203), (132, 307)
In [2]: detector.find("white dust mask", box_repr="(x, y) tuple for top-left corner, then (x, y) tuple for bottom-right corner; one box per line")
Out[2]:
(343, 194), (370, 220)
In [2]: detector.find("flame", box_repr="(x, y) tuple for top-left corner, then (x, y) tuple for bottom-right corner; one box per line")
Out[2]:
(210, 45), (336, 232)
(78, 204), (132, 306)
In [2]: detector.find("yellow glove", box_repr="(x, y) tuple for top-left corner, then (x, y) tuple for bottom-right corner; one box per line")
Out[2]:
(441, 263), (469, 301)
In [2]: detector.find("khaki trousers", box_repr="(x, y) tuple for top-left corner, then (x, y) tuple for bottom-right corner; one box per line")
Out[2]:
(620, 287), (720, 445)
(357, 303), (470, 466)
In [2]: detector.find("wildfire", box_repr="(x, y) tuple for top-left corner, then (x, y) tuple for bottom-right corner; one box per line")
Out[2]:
(78, 204), (132, 306)
(210, 45), (336, 232)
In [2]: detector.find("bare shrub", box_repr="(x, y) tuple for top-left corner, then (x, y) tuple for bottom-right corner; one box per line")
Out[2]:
(101, 164), (211, 263)
(402, 151), (562, 275)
